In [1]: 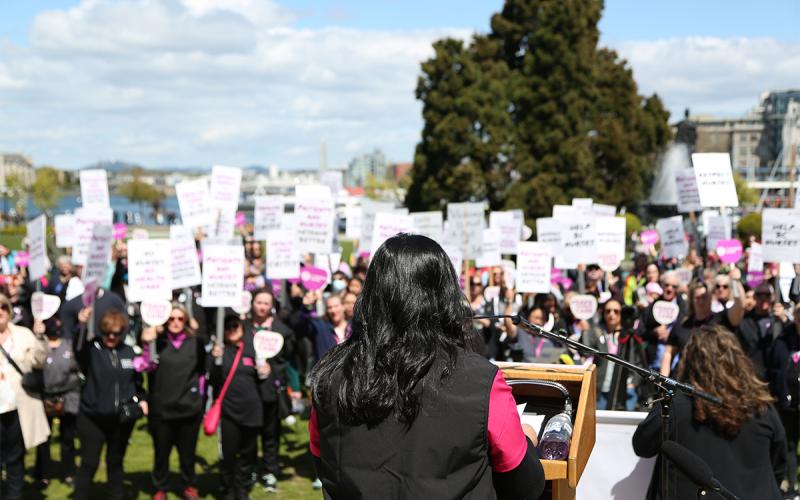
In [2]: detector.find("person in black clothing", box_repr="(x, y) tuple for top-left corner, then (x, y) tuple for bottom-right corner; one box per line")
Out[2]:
(738, 281), (783, 381)
(139, 304), (206, 500)
(60, 287), (128, 341)
(73, 309), (147, 500)
(633, 324), (786, 500)
(210, 314), (269, 500)
(246, 289), (295, 492)
(767, 303), (800, 497)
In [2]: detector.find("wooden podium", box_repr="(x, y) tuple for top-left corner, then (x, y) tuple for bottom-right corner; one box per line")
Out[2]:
(498, 362), (596, 500)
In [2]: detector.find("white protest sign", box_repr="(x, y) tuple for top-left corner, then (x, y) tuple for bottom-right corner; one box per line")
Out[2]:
(359, 200), (397, 253)
(446, 202), (485, 259)
(559, 217), (597, 268)
(500, 259), (516, 289)
(371, 212), (415, 255)
(692, 153), (739, 207)
(592, 204), (616, 217)
(442, 244), (463, 277)
(54, 214), (77, 248)
(705, 214), (731, 252)
(410, 211), (443, 242)
(345, 205), (363, 239)
(748, 243), (764, 273)
(536, 217), (567, 269)
(253, 330), (285, 359)
(26, 215), (47, 281)
(490, 211), (522, 255)
(72, 207), (113, 266)
(81, 223), (113, 286)
(140, 300), (172, 326)
(319, 171), (344, 197)
(656, 216), (688, 259)
(595, 216), (626, 271)
(296, 184), (333, 200)
(266, 229), (300, 279)
(253, 196), (284, 240)
(653, 301), (680, 325)
(31, 292), (60, 321)
(570, 295), (598, 321)
(553, 204), (577, 218)
(79, 169), (110, 208)
(675, 168), (702, 213)
(169, 225), (202, 289)
(210, 165), (242, 209)
(296, 198), (335, 254)
(175, 178), (212, 229)
(675, 268), (693, 286)
(232, 290), (253, 315)
(132, 228), (149, 239)
(572, 198), (594, 215)
(762, 209), (800, 263)
(201, 244), (245, 308)
(516, 242), (552, 293)
(127, 239), (171, 302)
(475, 228), (503, 268)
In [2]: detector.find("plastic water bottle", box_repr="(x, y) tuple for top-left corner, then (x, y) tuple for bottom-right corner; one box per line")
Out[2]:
(539, 413), (572, 460)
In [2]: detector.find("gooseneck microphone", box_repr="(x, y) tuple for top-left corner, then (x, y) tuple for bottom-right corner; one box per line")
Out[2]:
(660, 441), (740, 500)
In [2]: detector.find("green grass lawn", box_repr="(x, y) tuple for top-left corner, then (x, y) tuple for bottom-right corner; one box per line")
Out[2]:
(22, 416), (320, 499)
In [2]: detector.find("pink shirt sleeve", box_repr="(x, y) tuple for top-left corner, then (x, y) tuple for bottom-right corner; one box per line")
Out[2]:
(488, 370), (529, 472)
(309, 405), (320, 457)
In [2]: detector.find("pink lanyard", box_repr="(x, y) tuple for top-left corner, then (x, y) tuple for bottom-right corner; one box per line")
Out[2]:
(535, 337), (545, 358)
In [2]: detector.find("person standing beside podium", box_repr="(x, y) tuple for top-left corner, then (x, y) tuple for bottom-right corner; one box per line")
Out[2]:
(309, 234), (545, 499)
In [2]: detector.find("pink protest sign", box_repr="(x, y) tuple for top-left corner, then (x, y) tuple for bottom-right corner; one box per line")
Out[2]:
(235, 212), (246, 229)
(14, 251), (29, 268)
(271, 281), (283, 296)
(640, 230), (659, 245)
(715, 239), (743, 264)
(113, 223), (127, 241)
(746, 271), (764, 289)
(300, 266), (329, 291)
(82, 280), (99, 308)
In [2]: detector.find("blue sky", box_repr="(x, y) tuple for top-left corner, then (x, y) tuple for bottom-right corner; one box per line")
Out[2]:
(0, 1), (798, 169)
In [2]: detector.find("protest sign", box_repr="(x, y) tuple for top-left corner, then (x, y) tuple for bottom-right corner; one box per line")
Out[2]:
(210, 208), (236, 240)
(232, 291), (253, 315)
(716, 239), (743, 264)
(201, 244), (245, 308)
(508, 209), (525, 235)
(653, 301), (680, 325)
(516, 242), (552, 293)
(371, 212), (415, 254)
(559, 217), (597, 268)
(675, 168), (702, 213)
(320, 171), (344, 197)
(253, 196), (284, 240)
(536, 217), (568, 269)
(595, 216), (626, 271)
(593, 204), (616, 217)
(552, 204), (577, 218)
(476, 228), (503, 268)
(675, 268), (693, 286)
(447, 202), (485, 259)
(410, 211), (443, 242)
(656, 216), (688, 259)
(490, 211), (522, 255)
(300, 266), (329, 291)
(442, 244), (463, 277)
(500, 259), (516, 289)
(296, 184), (333, 200)
(359, 200), (396, 252)
(169, 225), (202, 289)
(640, 230), (659, 245)
(705, 214), (731, 252)
(295, 198), (335, 254)
(14, 252), (28, 268)
(235, 212), (246, 229)
(762, 209), (800, 263)
(140, 300), (172, 326)
(266, 229), (300, 280)
(72, 207), (113, 266)
(748, 243), (764, 273)
(79, 169), (110, 208)
(572, 198), (594, 215)
(31, 292), (60, 321)
(26, 215), (47, 281)
(210, 165), (242, 209)
(691, 153), (739, 207)
(54, 214), (76, 248)
(127, 239), (171, 302)
(253, 330), (285, 359)
(176, 178), (212, 229)
(132, 228), (149, 239)
(570, 295), (598, 321)
(81, 224), (113, 287)
(113, 223), (127, 241)
(345, 204), (363, 239)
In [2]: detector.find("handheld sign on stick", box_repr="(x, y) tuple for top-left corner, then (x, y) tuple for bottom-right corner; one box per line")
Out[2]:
(140, 300), (172, 364)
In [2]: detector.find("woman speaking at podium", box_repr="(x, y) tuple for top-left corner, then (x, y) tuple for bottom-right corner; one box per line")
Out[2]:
(309, 234), (545, 499)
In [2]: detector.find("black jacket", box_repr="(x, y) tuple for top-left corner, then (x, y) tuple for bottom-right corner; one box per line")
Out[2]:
(245, 317), (295, 403)
(209, 338), (263, 427)
(76, 339), (145, 418)
(60, 290), (128, 341)
(147, 334), (206, 420)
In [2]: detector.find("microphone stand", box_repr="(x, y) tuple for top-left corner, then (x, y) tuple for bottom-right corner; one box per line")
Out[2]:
(482, 313), (722, 500)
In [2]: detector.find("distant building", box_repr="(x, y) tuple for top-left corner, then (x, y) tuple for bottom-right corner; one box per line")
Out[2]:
(392, 162), (413, 183)
(0, 154), (35, 189)
(345, 149), (389, 188)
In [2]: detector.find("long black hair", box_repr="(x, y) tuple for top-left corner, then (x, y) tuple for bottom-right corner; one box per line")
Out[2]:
(311, 233), (470, 427)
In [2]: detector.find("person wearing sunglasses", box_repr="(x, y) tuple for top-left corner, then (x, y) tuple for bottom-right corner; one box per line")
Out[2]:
(737, 281), (781, 381)
(637, 271), (687, 374)
(712, 274), (734, 313)
(73, 309), (147, 500)
(139, 304), (206, 500)
(0, 293), (50, 500)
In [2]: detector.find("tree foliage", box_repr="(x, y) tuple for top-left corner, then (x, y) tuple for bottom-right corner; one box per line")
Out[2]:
(30, 167), (63, 214)
(732, 172), (759, 207)
(406, 0), (672, 222)
(117, 168), (163, 211)
(736, 212), (761, 242)
(4, 173), (28, 216)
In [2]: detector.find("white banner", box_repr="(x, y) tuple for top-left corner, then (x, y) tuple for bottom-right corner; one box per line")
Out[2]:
(410, 211), (443, 243)
(54, 214), (76, 248)
(490, 211), (522, 255)
(359, 200), (396, 253)
(345, 204), (363, 239)
(296, 198), (335, 254)
(371, 212), (415, 255)
(446, 202), (485, 259)
(266, 229), (300, 280)
(536, 217), (567, 269)
(127, 239), (172, 302)
(26, 215), (47, 281)
(319, 171), (343, 196)
(442, 244), (463, 277)
(692, 153), (739, 207)
(81, 223), (113, 287)
(748, 242), (763, 273)
(705, 214), (731, 252)
(201, 244), (245, 308)
(79, 169), (110, 208)
(253, 195), (284, 240)
(595, 216), (626, 271)
(516, 242), (552, 293)
(762, 208), (800, 263)
(675, 168), (702, 213)
(656, 215), (688, 259)
(169, 225), (202, 289)
(475, 228), (502, 268)
(209, 165), (242, 210)
(559, 217), (597, 268)
(72, 207), (113, 266)
(175, 178), (212, 229)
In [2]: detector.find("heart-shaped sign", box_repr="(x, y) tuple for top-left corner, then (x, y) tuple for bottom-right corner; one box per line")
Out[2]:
(232, 290), (253, 315)
(543, 313), (555, 331)
(140, 300), (172, 326)
(598, 254), (620, 272)
(14, 251), (29, 268)
(522, 225), (533, 240)
(569, 294), (598, 320)
(253, 330), (284, 359)
(300, 266), (329, 291)
(483, 286), (500, 301)
(715, 239), (743, 264)
(113, 223), (127, 241)
(640, 230), (659, 245)
(652, 300), (680, 325)
(31, 292), (61, 321)
(746, 271), (765, 289)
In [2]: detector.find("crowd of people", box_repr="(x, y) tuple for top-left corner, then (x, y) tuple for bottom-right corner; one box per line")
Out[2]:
(0, 226), (798, 498)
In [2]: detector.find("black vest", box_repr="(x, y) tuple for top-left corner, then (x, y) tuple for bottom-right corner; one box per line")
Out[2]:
(316, 350), (498, 499)
(148, 335), (205, 420)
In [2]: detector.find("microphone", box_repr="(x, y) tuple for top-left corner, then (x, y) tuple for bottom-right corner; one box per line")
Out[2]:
(660, 441), (740, 500)
(472, 313), (521, 325)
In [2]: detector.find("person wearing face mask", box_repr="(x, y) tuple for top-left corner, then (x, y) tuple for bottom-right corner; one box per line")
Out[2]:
(34, 316), (82, 489)
(245, 289), (295, 493)
(330, 272), (348, 295)
(0, 293), (49, 500)
(73, 309), (147, 500)
(138, 304), (206, 500)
